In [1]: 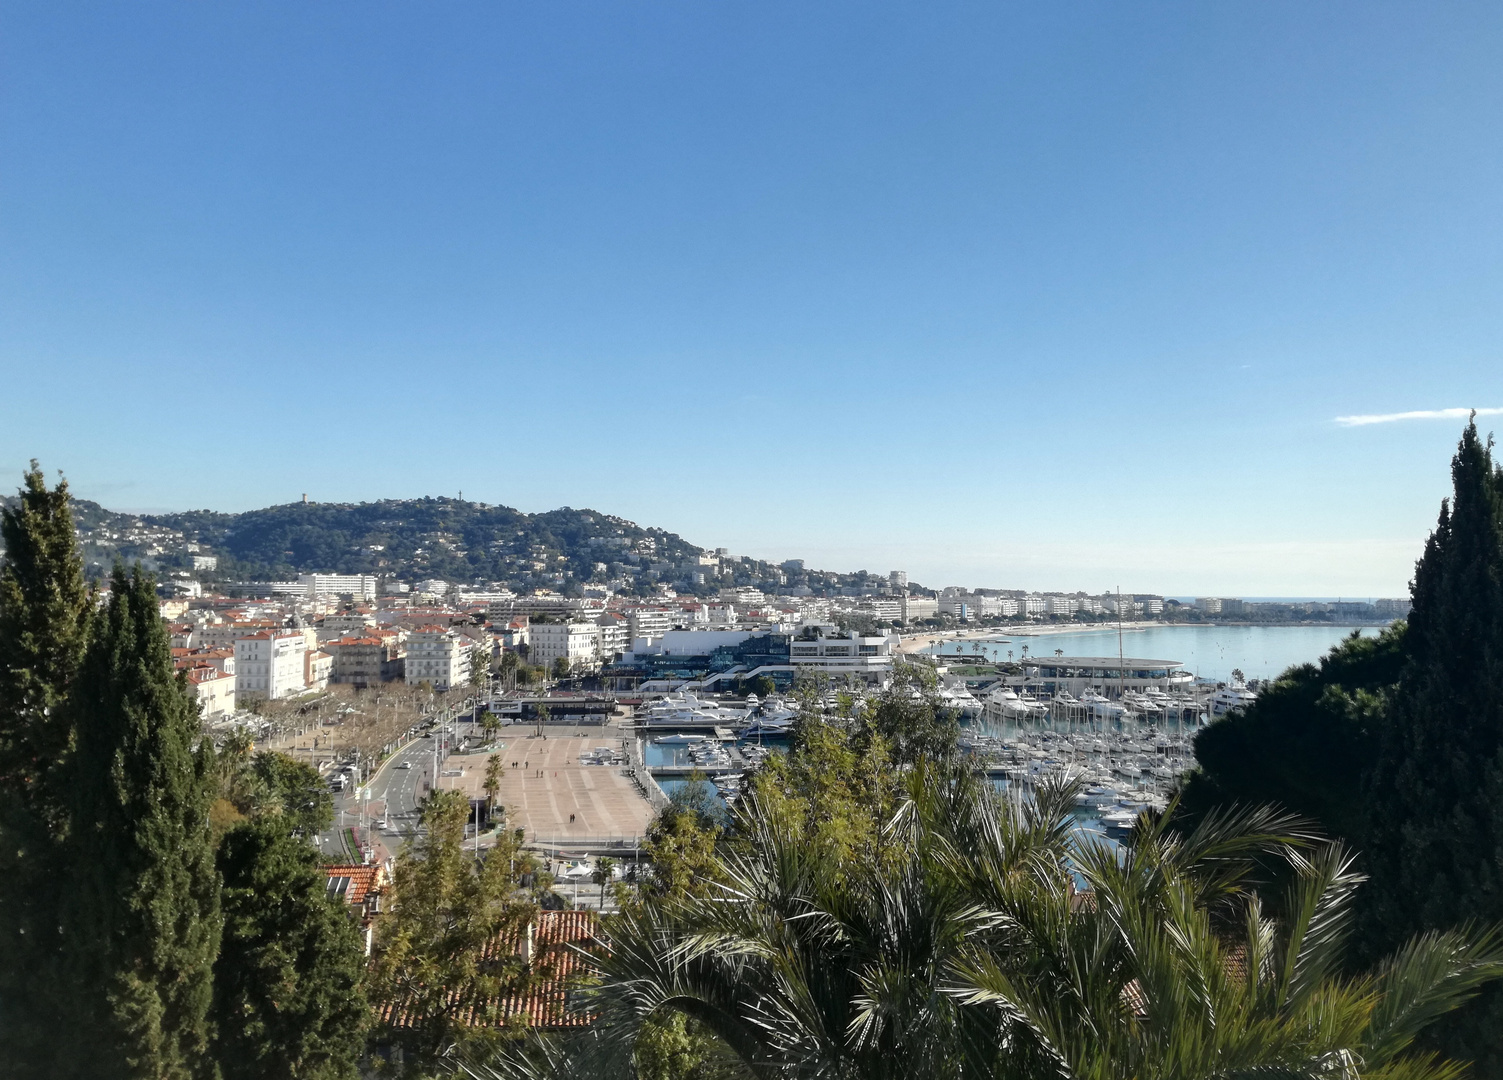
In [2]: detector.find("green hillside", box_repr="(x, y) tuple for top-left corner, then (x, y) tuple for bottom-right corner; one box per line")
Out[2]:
(2, 493), (902, 597)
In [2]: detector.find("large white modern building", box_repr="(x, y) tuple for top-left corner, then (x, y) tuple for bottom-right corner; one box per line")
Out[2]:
(788, 625), (899, 686)
(298, 573), (379, 600)
(530, 621), (601, 673)
(405, 626), (473, 691)
(235, 630), (310, 702)
(997, 656), (1194, 699)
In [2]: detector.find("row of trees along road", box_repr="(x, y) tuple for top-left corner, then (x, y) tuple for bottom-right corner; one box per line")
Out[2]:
(454, 662), (1503, 1080)
(0, 463), (366, 1080)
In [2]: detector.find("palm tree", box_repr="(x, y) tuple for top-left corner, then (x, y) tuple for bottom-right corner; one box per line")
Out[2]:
(499, 649), (520, 692)
(594, 857), (617, 910)
(462, 769), (1503, 1080)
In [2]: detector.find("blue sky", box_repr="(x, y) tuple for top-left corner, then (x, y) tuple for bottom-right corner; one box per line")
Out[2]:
(3, 1), (1501, 595)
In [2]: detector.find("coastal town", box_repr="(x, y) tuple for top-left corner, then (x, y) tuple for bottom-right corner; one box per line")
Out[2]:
(154, 554), (1411, 887)
(11, 2), (1501, 1069)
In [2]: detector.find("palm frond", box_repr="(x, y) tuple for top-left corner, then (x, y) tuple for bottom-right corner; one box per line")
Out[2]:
(1360, 924), (1503, 1066)
(1276, 843), (1364, 1010)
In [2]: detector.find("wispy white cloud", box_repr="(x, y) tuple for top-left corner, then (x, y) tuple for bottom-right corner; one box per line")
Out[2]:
(1334, 407), (1503, 427)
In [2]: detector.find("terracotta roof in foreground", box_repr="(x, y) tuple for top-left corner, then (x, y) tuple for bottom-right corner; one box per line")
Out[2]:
(376, 909), (600, 1031)
(323, 864), (386, 907)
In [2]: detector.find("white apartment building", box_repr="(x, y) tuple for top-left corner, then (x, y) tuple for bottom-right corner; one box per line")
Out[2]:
(855, 597), (904, 621)
(719, 587), (766, 606)
(626, 607), (677, 639)
(187, 668), (237, 720)
(305, 649), (332, 693)
(596, 613), (630, 661)
(788, 625), (898, 686)
(235, 631), (310, 702)
(1018, 595), (1047, 617)
(705, 603), (737, 625)
(530, 621), (600, 673)
(902, 596), (939, 622)
(297, 574), (378, 600)
(405, 626), (473, 691)
(1045, 595), (1076, 615)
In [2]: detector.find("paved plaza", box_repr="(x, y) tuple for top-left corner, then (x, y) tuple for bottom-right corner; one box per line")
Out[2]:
(440, 729), (656, 848)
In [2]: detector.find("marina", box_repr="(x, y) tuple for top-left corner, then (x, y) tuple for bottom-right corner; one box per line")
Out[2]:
(635, 626), (1378, 838)
(927, 624), (1378, 684)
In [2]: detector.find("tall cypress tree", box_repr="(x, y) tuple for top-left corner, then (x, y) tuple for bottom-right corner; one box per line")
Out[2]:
(62, 565), (222, 1080)
(0, 463), (93, 1077)
(212, 820), (369, 1080)
(1364, 418), (1503, 1068)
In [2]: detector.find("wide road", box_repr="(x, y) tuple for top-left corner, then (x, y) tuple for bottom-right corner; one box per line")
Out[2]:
(318, 701), (481, 861)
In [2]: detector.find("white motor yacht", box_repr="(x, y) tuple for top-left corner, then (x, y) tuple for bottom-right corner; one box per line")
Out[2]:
(1210, 681), (1259, 717)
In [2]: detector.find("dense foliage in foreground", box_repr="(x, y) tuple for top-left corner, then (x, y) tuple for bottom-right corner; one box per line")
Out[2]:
(0, 465), (368, 1080)
(1181, 420), (1503, 1071)
(454, 664), (1503, 1080)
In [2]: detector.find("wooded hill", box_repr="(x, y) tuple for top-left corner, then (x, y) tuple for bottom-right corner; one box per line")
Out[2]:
(0, 492), (899, 597)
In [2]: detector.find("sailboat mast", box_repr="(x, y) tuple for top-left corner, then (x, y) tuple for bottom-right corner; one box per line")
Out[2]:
(1116, 587), (1127, 704)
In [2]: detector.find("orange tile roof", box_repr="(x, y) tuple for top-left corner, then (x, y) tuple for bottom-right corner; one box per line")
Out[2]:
(324, 864), (386, 907)
(186, 667), (233, 685)
(376, 909), (600, 1031)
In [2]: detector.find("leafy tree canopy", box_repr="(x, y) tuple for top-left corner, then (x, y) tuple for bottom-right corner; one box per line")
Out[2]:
(369, 790), (552, 1069)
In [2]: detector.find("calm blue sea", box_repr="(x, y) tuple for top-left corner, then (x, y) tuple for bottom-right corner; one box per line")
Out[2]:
(926, 624), (1380, 683)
